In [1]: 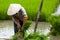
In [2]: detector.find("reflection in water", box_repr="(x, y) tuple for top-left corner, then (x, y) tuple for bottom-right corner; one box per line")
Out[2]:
(0, 20), (14, 39)
(44, 29), (50, 35)
(0, 26), (14, 39)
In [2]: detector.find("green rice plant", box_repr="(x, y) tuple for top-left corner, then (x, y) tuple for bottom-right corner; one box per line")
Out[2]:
(0, 0), (40, 20)
(12, 31), (49, 40)
(12, 35), (18, 40)
(0, 0), (60, 21)
(48, 15), (60, 36)
(25, 32), (49, 40)
(40, 0), (60, 21)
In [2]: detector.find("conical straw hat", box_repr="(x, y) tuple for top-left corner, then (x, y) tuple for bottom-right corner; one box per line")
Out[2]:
(7, 4), (22, 15)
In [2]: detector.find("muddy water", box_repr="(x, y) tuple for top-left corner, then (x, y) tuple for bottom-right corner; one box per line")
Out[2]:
(0, 20), (14, 39)
(0, 20), (51, 39)
(27, 22), (51, 35)
(0, 20), (60, 40)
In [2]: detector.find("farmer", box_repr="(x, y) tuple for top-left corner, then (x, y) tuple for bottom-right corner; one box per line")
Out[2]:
(7, 4), (28, 34)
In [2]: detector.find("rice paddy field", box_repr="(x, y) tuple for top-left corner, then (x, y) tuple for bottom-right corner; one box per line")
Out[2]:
(0, 0), (60, 21)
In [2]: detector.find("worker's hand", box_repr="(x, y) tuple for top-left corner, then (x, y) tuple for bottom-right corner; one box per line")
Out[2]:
(21, 27), (23, 31)
(23, 15), (28, 26)
(17, 23), (21, 29)
(17, 24), (23, 31)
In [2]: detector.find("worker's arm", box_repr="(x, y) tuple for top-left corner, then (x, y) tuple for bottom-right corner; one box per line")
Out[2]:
(23, 15), (28, 26)
(21, 7), (28, 26)
(12, 17), (21, 29)
(20, 7), (28, 30)
(21, 15), (28, 30)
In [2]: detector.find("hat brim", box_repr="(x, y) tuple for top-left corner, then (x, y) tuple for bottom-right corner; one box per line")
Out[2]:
(7, 4), (22, 16)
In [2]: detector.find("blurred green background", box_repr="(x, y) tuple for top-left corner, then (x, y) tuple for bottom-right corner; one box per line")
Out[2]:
(0, 0), (60, 21)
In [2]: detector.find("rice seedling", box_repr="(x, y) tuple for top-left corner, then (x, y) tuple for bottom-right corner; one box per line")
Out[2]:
(0, 0), (59, 21)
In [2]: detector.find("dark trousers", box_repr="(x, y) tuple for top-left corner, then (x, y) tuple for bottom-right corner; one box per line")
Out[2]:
(14, 20), (23, 34)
